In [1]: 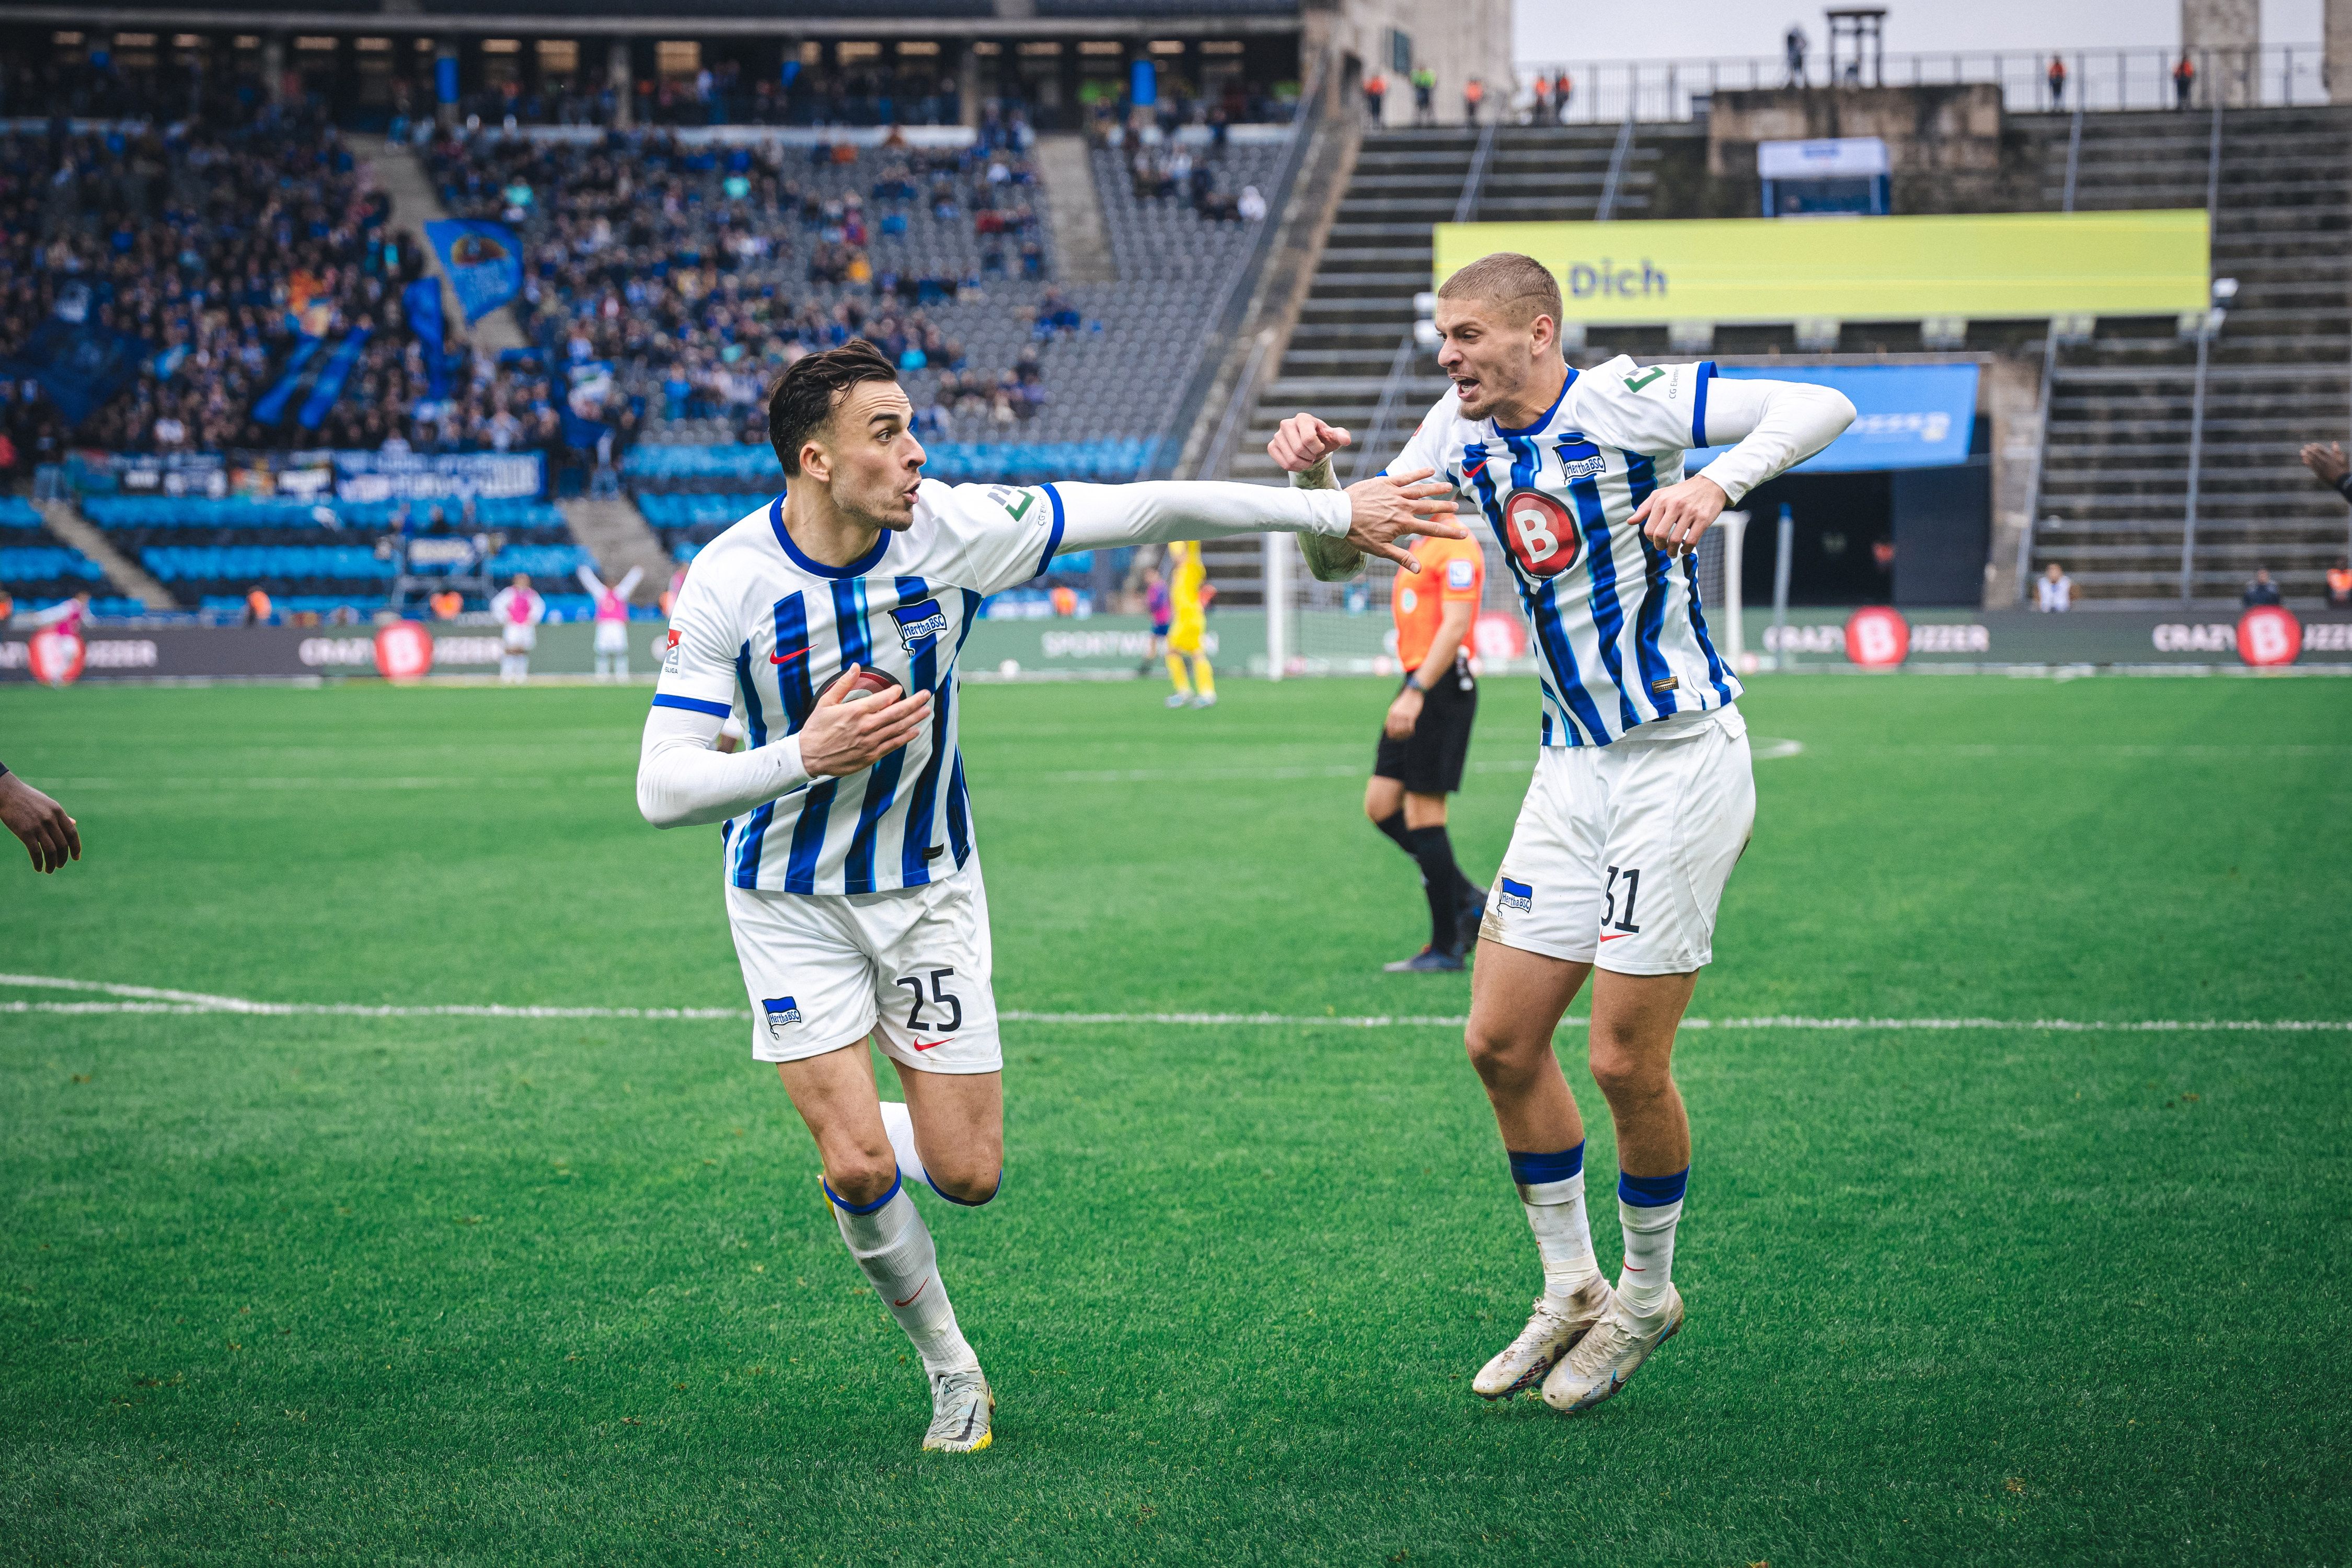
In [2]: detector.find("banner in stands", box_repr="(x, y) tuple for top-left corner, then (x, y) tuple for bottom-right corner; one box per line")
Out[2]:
(1688, 363), (1978, 472)
(331, 451), (544, 502)
(0, 313), (152, 424)
(1433, 211), (2210, 324)
(422, 221), (524, 325)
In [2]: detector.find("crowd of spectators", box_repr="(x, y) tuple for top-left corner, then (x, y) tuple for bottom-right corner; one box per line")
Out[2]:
(0, 106), (578, 476)
(425, 124), (1070, 454)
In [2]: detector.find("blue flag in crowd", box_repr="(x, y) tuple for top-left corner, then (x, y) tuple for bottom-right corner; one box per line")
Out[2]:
(401, 278), (456, 399)
(423, 220), (523, 324)
(0, 318), (152, 425)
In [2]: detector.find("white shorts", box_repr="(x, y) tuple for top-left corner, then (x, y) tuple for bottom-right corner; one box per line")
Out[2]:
(1480, 705), (1755, 976)
(594, 620), (629, 654)
(724, 861), (1002, 1075)
(502, 624), (537, 652)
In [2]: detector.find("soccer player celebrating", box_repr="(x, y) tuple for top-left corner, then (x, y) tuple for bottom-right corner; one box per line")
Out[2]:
(1369, 528), (1488, 972)
(636, 340), (1458, 1454)
(1268, 252), (1853, 1415)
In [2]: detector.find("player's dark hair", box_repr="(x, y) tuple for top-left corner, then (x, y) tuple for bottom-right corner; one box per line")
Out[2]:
(1438, 251), (1564, 331)
(767, 339), (900, 477)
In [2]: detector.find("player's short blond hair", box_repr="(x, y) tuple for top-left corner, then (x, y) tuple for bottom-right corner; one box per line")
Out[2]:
(1437, 252), (1563, 330)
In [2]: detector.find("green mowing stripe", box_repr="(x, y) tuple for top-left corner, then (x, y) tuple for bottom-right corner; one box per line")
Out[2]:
(3, 977), (2346, 1032)
(3, 674), (2347, 1566)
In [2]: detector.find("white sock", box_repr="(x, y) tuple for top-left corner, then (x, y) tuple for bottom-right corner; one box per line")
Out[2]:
(878, 1100), (930, 1191)
(832, 1182), (976, 1375)
(1617, 1168), (1688, 1319)
(1521, 1172), (1601, 1302)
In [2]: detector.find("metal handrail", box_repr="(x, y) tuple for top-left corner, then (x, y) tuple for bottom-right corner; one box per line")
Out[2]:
(1346, 118), (1498, 485)
(1512, 42), (2315, 123)
(2179, 90), (2224, 603)
(1595, 106), (1636, 223)
(2014, 94), (2085, 603)
(1198, 329), (1276, 481)
(1151, 48), (1331, 480)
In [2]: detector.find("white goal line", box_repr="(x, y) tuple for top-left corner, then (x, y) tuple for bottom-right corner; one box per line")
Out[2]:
(0, 976), (2342, 1033)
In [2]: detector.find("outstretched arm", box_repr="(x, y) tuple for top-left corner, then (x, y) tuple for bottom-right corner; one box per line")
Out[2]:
(615, 566), (644, 599)
(575, 563), (607, 597)
(1052, 476), (1465, 572)
(1634, 377), (1854, 555)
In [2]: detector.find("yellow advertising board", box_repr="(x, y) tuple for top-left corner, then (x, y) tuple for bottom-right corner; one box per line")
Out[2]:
(1431, 211), (2209, 323)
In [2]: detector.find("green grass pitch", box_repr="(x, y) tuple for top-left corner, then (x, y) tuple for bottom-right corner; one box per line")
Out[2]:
(1, 672), (2346, 1565)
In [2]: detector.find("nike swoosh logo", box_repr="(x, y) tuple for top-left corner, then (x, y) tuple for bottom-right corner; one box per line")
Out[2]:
(893, 1278), (929, 1308)
(910, 1039), (947, 1052)
(771, 647), (810, 666)
(1621, 1264), (1645, 1271)
(1599, 931), (1632, 942)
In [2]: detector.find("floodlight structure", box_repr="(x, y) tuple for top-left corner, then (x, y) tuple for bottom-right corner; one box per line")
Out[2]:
(1825, 9), (1887, 89)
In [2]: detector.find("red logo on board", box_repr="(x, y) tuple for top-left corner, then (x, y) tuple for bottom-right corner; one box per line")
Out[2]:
(374, 620), (435, 681)
(2238, 606), (2301, 667)
(1844, 607), (1910, 668)
(1497, 488), (1581, 579)
(27, 629), (84, 687)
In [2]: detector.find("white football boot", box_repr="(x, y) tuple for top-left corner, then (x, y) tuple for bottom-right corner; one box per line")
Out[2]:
(1540, 1285), (1684, 1415)
(922, 1367), (996, 1453)
(1471, 1276), (1615, 1399)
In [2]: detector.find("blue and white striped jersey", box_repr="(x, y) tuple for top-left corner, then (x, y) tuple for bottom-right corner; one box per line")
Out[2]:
(652, 477), (1067, 895)
(1390, 355), (1839, 748)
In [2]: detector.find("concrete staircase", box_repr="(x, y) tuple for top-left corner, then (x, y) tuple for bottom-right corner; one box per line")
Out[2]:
(1202, 124), (1664, 603)
(34, 500), (173, 611)
(560, 497), (673, 604)
(2029, 106), (2352, 605)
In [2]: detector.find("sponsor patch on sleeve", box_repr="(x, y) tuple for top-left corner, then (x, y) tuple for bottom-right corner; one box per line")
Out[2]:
(1496, 877), (1535, 913)
(762, 996), (803, 1041)
(1446, 557), (1477, 591)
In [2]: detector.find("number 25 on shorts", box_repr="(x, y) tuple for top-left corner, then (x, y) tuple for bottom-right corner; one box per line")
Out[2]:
(895, 967), (962, 1033)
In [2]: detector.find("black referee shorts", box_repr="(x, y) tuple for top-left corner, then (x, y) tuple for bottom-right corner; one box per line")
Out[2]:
(1373, 658), (1478, 795)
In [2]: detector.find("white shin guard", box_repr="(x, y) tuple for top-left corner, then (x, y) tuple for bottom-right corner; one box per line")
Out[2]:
(833, 1185), (974, 1375)
(1617, 1198), (1683, 1319)
(1518, 1170), (1602, 1301)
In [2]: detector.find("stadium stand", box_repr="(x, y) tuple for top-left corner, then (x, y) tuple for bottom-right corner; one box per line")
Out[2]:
(1210, 123), (1655, 603)
(77, 493), (587, 616)
(2025, 106), (2352, 605)
(0, 495), (117, 611)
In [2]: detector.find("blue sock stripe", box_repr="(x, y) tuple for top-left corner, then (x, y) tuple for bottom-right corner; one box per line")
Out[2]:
(1507, 1142), (1585, 1185)
(1618, 1167), (1689, 1207)
(927, 1173), (1001, 1207)
(823, 1171), (903, 1215)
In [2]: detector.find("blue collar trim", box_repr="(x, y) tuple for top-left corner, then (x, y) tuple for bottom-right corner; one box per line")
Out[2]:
(1493, 364), (1578, 439)
(769, 493), (891, 580)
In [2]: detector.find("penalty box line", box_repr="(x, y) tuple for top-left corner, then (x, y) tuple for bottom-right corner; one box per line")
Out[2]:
(0, 976), (2345, 1034)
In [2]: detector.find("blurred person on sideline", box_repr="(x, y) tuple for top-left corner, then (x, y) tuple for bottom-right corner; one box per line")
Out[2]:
(2174, 51), (2196, 108)
(2036, 562), (2073, 612)
(2327, 557), (2351, 611)
(1163, 539), (1215, 708)
(2243, 568), (2282, 608)
(1136, 560), (1171, 676)
(578, 562), (645, 682)
(1367, 528), (1488, 972)
(1412, 65), (1436, 126)
(0, 759), (79, 874)
(490, 573), (546, 684)
(1364, 72), (1387, 126)
(243, 586), (272, 626)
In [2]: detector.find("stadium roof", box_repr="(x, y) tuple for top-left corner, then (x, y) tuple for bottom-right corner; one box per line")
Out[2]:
(0, 0), (1304, 34)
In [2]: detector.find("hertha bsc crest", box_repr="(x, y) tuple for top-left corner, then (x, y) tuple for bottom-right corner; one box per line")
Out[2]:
(762, 997), (803, 1041)
(1499, 489), (1581, 579)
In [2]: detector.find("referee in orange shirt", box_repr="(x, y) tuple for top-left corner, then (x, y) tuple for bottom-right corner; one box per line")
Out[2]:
(1367, 529), (1488, 972)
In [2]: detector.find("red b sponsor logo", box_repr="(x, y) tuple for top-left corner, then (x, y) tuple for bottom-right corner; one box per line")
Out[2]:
(2238, 606), (2301, 667)
(1844, 606), (1909, 668)
(374, 620), (435, 682)
(27, 629), (84, 687)
(1497, 488), (1581, 578)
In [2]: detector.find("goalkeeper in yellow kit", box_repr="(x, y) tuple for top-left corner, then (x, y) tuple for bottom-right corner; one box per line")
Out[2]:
(1163, 539), (1217, 709)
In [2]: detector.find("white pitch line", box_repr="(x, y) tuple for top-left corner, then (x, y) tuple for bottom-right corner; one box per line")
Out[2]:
(0, 976), (2341, 1033)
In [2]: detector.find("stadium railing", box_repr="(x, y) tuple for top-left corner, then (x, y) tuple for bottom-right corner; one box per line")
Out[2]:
(1513, 43), (2322, 124)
